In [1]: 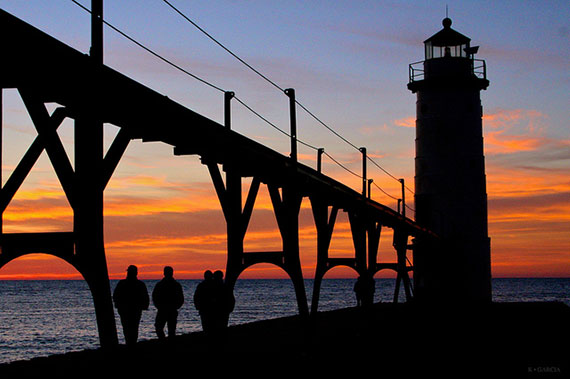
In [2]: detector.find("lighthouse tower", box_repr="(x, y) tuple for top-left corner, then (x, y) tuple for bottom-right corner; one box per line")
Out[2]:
(408, 18), (491, 303)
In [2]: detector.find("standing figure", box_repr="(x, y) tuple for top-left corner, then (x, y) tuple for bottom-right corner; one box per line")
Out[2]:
(354, 276), (363, 307)
(211, 270), (235, 333)
(152, 266), (184, 340)
(354, 274), (375, 308)
(194, 270), (214, 335)
(113, 265), (150, 346)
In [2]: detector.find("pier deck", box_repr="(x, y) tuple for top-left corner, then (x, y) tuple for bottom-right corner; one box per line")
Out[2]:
(1, 301), (567, 376)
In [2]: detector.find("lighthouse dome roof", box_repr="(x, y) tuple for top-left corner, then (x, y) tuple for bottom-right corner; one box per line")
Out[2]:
(424, 18), (471, 47)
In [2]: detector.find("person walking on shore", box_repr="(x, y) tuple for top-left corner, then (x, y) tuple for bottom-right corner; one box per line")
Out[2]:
(354, 274), (375, 308)
(194, 270), (235, 338)
(211, 270), (235, 333)
(194, 270), (214, 335)
(354, 276), (363, 307)
(113, 265), (150, 346)
(152, 266), (184, 340)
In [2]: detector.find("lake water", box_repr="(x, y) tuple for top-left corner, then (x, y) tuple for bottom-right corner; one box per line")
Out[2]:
(0, 278), (568, 364)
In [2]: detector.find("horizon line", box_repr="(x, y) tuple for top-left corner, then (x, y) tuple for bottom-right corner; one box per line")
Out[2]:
(1, 276), (568, 281)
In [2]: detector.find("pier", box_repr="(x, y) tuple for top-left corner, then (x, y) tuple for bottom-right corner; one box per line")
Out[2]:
(4, 6), (568, 376)
(0, 7), (434, 348)
(1, 301), (568, 375)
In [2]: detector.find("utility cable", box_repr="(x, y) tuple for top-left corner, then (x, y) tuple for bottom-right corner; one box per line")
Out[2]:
(162, 0), (285, 93)
(293, 101), (360, 151)
(161, 0), (411, 198)
(70, 0), (317, 152)
(70, 0), (225, 93)
(372, 181), (399, 201)
(162, 0), (361, 151)
(233, 96), (289, 138)
(74, 0), (407, 207)
(73, 0), (356, 181)
(323, 152), (362, 179)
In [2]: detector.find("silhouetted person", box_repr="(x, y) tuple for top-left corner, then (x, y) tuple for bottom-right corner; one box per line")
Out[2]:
(194, 270), (214, 335)
(211, 270), (235, 334)
(152, 266), (184, 340)
(354, 276), (363, 307)
(113, 265), (149, 346)
(354, 274), (375, 308)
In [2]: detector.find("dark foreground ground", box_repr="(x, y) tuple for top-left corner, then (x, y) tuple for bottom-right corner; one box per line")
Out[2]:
(1, 301), (567, 377)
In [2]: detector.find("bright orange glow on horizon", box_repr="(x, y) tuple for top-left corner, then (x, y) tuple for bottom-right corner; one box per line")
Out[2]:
(0, 0), (568, 289)
(1, 106), (568, 280)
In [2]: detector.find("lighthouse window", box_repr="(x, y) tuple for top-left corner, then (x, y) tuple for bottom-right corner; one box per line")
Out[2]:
(426, 43), (469, 59)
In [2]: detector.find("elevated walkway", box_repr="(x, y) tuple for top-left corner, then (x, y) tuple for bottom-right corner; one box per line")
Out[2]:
(0, 8), (440, 349)
(0, 9), (432, 238)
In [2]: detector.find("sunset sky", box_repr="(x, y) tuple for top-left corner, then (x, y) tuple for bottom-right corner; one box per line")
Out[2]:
(0, 0), (568, 280)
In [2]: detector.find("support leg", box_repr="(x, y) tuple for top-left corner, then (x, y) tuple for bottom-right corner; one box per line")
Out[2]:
(348, 211), (367, 274)
(269, 184), (308, 318)
(75, 116), (118, 347)
(309, 198), (337, 314)
(310, 267), (325, 315)
(393, 230), (412, 304)
(224, 170), (243, 289)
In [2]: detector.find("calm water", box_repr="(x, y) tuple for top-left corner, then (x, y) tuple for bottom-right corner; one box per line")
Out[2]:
(0, 278), (568, 364)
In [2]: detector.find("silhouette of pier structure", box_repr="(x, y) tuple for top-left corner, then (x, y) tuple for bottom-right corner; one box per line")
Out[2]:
(0, 8), (437, 347)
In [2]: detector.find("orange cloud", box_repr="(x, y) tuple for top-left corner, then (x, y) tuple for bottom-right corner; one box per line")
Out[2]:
(483, 108), (551, 155)
(477, 105), (569, 278)
(485, 130), (547, 155)
(394, 116), (415, 128)
(486, 162), (570, 199)
(485, 155), (570, 278)
(483, 108), (545, 130)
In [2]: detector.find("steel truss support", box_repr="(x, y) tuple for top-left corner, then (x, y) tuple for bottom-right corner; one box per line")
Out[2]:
(348, 210), (368, 273)
(309, 196), (415, 312)
(367, 220), (382, 271)
(0, 88), (133, 348)
(73, 103), (118, 348)
(393, 229), (413, 303)
(206, 162), (309, 318)
(311, 200), (384, 313)
(268, 182), (308, 318)
(309, 197), (338, 314)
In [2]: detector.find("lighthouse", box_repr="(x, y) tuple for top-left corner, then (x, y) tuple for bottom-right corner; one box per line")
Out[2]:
(408, 18), (491, 303)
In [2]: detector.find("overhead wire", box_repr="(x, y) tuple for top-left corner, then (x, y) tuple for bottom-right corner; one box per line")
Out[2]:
(70, 0), (226, 93)
(233, 96), (289, 139)
(71, 1), (333, 165)
(163, 0), (363, 151)
(160, 0), (410, 195)
(323, 152), (362, 179)
(70, 1), (299, 142)
(71, 0), (411, 212)
(160, 0), (387, 188)
(294, 101), (360, 152)
(372, 181), (399, 201)
(162, 0), (285, 94)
